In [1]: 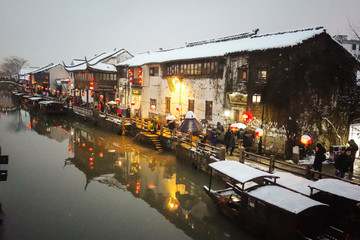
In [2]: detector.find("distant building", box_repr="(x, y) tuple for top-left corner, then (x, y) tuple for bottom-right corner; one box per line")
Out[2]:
(29, 63), (70, 96)
(118, 26), (360, 158)
(334, 34), (360, 60)
(64, 49), (132, 105)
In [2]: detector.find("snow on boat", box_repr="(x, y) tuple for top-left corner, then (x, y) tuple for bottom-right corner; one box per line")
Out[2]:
(204, 161), (330, 239)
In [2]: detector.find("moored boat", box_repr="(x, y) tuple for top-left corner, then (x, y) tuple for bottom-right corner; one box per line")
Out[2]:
(204, 161), (331, 239)
(38, 100), (66, 114)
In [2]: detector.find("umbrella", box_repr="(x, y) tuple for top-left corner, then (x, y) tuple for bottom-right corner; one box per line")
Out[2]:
(178, 111), (203, 133)
(230, 123), (246, 131)
(107, 101), (117, 105)
(166, 115), (176, 121)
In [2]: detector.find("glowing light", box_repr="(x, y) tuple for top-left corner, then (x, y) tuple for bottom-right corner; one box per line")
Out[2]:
(89, 148), (93, 151)
(255, 128), (264, 138)
(82, 143), (86, 147)
(99, 152), (103, 157)
(300, 135), (312, 146)
(150, 105), (156, 111)
(100, 95), (104, 99)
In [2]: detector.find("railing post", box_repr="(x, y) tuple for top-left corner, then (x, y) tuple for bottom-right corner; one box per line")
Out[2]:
(218, 147), (226, 161)
(269, 155), (275, 173)
(122, 117), (125, 135)
(239, 148), (245, 163)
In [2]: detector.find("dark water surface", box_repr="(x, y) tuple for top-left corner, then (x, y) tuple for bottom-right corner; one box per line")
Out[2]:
(0, 94), (257, 239)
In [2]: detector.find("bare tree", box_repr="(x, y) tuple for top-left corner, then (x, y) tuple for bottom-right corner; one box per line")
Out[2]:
(0, 56), (27, 79)
(348, 19), (360, 41)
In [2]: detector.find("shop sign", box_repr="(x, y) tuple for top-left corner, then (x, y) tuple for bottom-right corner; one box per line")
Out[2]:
(229, 93), (247, 105)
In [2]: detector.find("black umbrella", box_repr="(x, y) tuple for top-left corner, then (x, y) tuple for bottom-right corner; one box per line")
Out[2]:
(178, 111), (203, 133)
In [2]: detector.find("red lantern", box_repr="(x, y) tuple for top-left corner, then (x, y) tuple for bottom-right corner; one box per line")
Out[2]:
(67, 92), (70, 95)
(300, 135), (312, 146)
(100, 95), (104, 99)
(82, 92), (85, 96)
(150, 105), (156, 111)
(255, 128), (264, 138)
(131, 102), (135, 106)
(115, 98), (120, 102)
(176, 105), (181, 111)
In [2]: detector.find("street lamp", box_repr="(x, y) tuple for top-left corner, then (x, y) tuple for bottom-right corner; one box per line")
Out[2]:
(255, 128), (264, 154)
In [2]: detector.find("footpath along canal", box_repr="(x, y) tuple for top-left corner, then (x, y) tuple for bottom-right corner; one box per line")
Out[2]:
(0, 107), (258, 240)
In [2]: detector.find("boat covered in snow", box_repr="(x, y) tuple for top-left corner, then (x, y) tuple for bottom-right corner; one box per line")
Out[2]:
(204, 161), (331, 239)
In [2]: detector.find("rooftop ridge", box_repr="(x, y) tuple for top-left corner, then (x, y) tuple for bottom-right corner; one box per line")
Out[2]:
(251, 26), (324, 39)
(185, 29), (259, 47)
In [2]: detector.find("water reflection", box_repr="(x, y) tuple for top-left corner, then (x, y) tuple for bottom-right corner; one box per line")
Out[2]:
(0, 92), (258, 240)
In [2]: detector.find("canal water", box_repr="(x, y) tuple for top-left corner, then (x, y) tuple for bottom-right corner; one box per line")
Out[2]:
(0, 93), (258, 239)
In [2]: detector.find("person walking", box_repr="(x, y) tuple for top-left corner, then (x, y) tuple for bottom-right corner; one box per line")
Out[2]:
(335, 148), (351, 178)
(348, 139), (358, 179)
(313, 143), (326, 179)
(224, 128), (232, 155)
(229, 132), (236, 156)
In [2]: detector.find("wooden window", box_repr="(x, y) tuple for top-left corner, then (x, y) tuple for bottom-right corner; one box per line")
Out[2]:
(188, 99), (194, 112)
(205, 101), (212, 121)
(165, 97), (171, 113)
(150, 98), (156, 110)
(258, 70), (267, 80)
(238, 68), (247, 82)
(150, 67), (159, 76)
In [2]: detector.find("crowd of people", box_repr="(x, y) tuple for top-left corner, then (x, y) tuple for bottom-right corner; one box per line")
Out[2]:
(312, 139), (358, 180)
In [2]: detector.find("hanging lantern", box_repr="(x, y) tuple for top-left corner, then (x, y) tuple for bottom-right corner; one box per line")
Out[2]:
(62, 92), (65, 95)
(100, 95), (104, 99)
(67, 92), (71, 95)
(255, 128), (264, 138)
(137, 68), (142, 73)
(82, 92), (85, 96)
(90, 92), (94, 96)
(176, 105), (182, 111)
(115, 98), (120, 102)
(150, 105), (156, 111)
(300, 135), (312, 146)
(131, 101), (135, 106)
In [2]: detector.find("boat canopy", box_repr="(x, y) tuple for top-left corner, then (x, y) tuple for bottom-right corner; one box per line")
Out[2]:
(29, 97), (43, 101)
(39, 100), (57, 105)
(273, 171), (315, 196)
(248, 185), (328, 214)
(309, 179), (360, 202)
(209, 161), (278, 184)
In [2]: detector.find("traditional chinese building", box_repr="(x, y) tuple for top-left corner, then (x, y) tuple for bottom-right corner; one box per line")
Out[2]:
(118, 26), (360, 158)
(64, 49), (132, 106)
(29, 63), (69, 95)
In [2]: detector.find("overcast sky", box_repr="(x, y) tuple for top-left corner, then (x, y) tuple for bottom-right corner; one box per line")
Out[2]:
(1, 0), (359, 67)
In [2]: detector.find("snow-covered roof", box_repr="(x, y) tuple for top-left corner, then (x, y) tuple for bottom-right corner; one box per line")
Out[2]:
(65, 48), (126, 72)
(28, 97), (43, 101)
(248, 185), (327, 214)
(273, 171), (315, 196)
(309, 179), (360, 202)
(118, 26), (326, 67)
(209, 161), (278, 183)
(30, 63), (59, 74)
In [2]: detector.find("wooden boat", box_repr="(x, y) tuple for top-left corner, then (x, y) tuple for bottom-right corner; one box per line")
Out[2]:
(204, 161), (331, 239)
(38, 100), (66, 114)
(309, 179), (360, 238)
(274, 172), (360, 238)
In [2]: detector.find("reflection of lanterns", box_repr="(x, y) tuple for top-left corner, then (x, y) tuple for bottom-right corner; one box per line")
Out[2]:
(255, 128), (264, 138)
(150, 105), (156, 111)
(300, 135), (312, 146)
(166, 197), (179, 211)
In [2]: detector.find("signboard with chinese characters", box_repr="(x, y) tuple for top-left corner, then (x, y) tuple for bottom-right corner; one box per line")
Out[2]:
(132, 89), (141, 95)
(229, 93), (247, 105)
